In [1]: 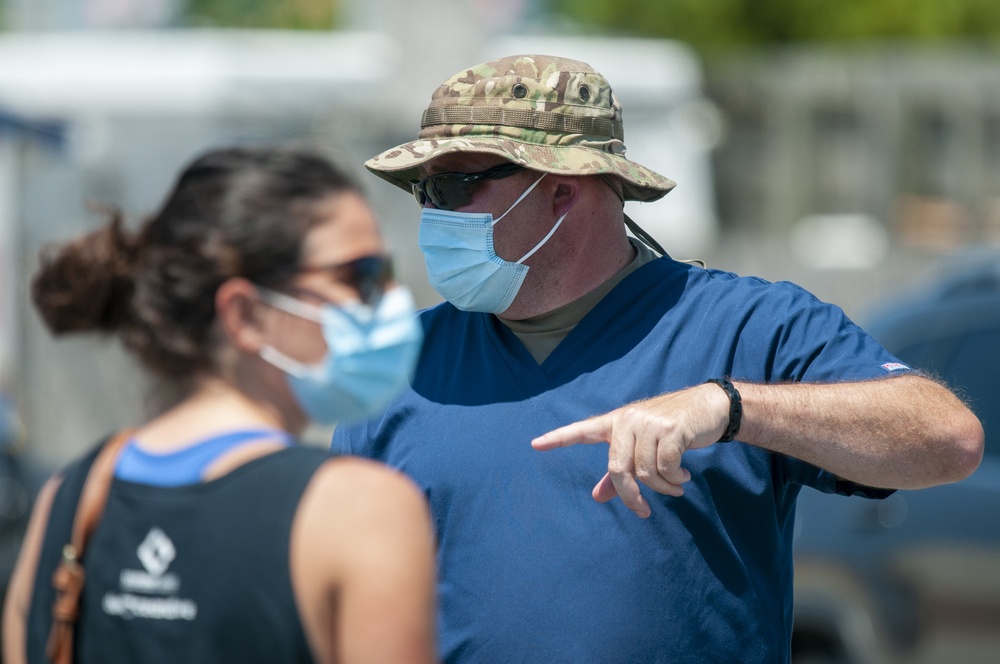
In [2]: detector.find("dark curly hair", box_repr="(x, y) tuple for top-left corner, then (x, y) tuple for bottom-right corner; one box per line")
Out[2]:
(31, 146), (362, 379)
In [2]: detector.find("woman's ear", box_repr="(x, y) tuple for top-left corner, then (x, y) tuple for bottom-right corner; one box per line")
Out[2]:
(216, 278), (266, 353)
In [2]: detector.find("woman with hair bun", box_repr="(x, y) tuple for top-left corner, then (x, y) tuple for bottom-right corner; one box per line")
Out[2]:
(2, 147), (435, 664)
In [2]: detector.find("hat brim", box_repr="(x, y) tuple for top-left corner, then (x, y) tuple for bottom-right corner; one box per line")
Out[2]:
(365, 136), (676, 204)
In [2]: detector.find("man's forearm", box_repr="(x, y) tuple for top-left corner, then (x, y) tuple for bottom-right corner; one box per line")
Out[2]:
(735, 374), (984, 489)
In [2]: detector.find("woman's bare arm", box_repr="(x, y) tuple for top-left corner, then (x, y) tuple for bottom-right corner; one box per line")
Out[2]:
(2, 475), (62, 664)
(292, 457), (436, 664)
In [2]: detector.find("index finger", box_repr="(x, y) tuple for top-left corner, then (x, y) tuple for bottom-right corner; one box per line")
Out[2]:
(531, 415), (612, 451)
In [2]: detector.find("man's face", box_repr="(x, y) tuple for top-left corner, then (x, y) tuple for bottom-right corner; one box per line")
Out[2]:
(416, 154), (553, 263)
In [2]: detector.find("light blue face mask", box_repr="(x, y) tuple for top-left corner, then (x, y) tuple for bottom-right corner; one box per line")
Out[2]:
(258, 286), (423, 424)
(418, 173), (569, 314)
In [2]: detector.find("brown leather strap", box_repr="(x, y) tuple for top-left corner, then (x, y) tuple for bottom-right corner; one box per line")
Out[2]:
(46, 429), (134, 664)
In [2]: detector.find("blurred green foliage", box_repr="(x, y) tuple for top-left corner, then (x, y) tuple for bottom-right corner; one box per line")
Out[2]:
(549, 0), (1000, 52)
(185, 0), (337, 29)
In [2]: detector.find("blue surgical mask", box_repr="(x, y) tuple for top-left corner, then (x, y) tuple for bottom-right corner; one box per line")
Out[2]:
(258, 286), (423, 424)
(418, 174), (569, 314)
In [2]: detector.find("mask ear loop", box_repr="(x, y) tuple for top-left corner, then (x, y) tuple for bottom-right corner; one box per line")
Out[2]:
(487, 171), (568, 265)
(492, 173), (547, 225)
(256, 287), (329, 378)
(260, 344), (318, 378)
(258, 287), (326, 323)
(516, 211), (569, 264)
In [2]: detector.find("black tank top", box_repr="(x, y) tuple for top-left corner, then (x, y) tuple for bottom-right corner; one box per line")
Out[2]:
(27, 438), (328, 663)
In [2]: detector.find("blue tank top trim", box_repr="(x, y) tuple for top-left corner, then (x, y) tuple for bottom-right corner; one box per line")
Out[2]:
(115, 429), (294, 486)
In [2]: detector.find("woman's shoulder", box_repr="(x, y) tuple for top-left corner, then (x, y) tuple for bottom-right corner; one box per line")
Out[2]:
(309, 455), (426, 510)
(289, 457), (436, 664)
(296, 455), (430, 553)
(291, 455), (433, 599)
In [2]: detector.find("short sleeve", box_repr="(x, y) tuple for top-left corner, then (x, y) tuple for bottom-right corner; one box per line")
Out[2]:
(749, 280), (916, 384)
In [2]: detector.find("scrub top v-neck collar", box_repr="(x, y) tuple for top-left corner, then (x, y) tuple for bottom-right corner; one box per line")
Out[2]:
(499, 239), (657, 365)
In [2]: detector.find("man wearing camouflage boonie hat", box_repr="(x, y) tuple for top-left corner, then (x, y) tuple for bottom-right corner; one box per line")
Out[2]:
(366, 52), (675, 262)
(366, 54), (674, 202)
(334, 54), (982, 663)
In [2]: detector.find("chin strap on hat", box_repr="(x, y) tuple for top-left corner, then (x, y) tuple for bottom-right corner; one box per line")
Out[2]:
(624, 213), (667, 257)
(598, 174), (668, 256)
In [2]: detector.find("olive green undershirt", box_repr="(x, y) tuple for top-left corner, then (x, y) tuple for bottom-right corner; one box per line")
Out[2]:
(500, 239), (658, 365)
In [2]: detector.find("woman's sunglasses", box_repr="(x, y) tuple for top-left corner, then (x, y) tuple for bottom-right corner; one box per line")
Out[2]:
(292, 254), (393, 307)
(410, 162), (525, 210)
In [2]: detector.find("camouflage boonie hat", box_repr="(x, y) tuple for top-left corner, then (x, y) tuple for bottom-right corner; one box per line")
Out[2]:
(366, 54), (676, 203)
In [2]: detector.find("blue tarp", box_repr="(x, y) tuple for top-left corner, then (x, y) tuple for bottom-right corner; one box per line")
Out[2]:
(0, 107), (66, 149)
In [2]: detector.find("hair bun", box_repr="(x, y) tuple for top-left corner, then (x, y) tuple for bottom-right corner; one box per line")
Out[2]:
(31, 212), (139, 335)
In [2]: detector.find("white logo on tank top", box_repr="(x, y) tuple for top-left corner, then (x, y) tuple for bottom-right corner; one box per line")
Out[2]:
(103, 526), (198, 621)
(137, 527), (175, 576)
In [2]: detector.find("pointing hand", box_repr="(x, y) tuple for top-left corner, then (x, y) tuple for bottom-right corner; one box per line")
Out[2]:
(531, 384), (730, 518)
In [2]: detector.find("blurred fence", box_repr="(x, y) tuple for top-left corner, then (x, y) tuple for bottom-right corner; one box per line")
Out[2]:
(711, 46), (1000, 247)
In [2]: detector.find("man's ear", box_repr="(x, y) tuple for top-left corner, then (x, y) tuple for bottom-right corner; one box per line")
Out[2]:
(550, 176), (581, 218)
(216, 277), (266, 353)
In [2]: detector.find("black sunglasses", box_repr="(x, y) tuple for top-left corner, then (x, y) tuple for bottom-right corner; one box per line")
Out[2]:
(291, 254), (393, 306)
(411, 162), (525, 210)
